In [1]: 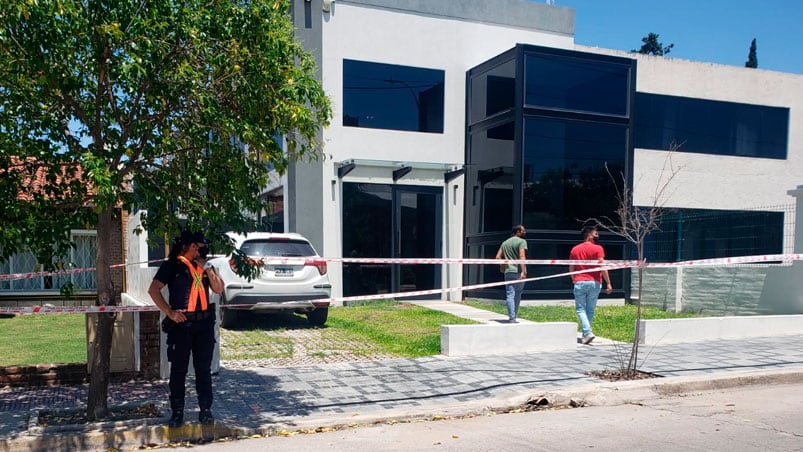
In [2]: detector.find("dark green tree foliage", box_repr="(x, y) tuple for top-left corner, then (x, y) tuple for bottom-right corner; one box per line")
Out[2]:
(745, 38), (758, 68)
(632, 32), (674, 56)
(0, 0), (331, 419)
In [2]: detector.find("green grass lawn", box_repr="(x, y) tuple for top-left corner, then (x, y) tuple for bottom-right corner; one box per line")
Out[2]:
(0, 314), (86, 366)
(464, 300), (705, 342)
(327, 300), (479, 357)
(0, 300), (704, 366)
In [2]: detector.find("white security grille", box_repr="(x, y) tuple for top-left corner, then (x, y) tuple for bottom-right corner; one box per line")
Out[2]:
(68, 232), (97, 290)
(0, 258), (9, 291)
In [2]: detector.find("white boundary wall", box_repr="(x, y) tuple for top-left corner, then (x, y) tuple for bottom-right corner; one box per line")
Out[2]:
(441, 322), (577, 356)
(638, 315), (803, 345)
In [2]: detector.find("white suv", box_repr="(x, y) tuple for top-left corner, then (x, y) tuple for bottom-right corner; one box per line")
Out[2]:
(207, 232), (332, 327)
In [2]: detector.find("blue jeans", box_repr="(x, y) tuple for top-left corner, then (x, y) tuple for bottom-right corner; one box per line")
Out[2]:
(504, 272), (524, 321)
(573, 281), (601, 337)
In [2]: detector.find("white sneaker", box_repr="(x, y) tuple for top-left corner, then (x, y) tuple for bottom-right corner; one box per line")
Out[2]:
(582, 334), (595, 345)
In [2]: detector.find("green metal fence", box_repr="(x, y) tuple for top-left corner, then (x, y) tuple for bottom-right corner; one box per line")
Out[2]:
(643, 204), (794, 262)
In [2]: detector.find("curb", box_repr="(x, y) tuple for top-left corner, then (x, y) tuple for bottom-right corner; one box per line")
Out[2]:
(534, 367), (803, 408)
(2, 367), (802, 451)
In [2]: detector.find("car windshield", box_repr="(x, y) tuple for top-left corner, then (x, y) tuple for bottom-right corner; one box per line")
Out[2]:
(239, 239), (316, 257)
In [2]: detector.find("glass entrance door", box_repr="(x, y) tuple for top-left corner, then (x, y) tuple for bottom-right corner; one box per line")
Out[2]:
(393, 187), (442, 297)
(343, 183), (442, 297)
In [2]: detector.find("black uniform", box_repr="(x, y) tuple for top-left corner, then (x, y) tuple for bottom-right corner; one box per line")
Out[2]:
(154, 258), (216, 414)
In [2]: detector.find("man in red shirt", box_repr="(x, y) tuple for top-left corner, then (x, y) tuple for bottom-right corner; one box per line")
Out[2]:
(569, 226), (613, 344)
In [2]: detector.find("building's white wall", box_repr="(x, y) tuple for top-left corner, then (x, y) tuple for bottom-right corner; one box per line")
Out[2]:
(579, 45), (803, 211)
(317, 4), (573, 298)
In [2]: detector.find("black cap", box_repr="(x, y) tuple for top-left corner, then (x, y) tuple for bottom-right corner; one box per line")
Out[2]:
(178, 230), (210, 245)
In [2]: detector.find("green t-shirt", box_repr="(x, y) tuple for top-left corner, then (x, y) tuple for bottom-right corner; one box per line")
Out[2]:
(499, 236), (528, 273)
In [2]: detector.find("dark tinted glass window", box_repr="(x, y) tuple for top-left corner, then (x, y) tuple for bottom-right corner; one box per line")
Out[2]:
(240, 239), (316, 257)
(343, 59), (444, 133)
(524, 54), (630, 116)
(465, 122), (516, 235)
(342, 183), (392, 296)
(634, 93), (789, 159)
(645, 209), (783, 262)
(468, 59), (516, 124)
(522, 117), (627, 230)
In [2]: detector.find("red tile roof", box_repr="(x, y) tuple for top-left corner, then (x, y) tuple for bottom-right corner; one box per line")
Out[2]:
(4, 156), (94, 202)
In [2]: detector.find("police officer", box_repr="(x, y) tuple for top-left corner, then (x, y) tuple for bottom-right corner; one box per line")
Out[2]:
(148, 230), (223, 427)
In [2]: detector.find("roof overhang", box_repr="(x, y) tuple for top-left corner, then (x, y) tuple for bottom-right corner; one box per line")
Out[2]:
(335, 158), (464, 183)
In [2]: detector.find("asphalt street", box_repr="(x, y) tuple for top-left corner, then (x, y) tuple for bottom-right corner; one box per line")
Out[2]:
(1, 301), (802, 452)
(185, 382), (803, 452)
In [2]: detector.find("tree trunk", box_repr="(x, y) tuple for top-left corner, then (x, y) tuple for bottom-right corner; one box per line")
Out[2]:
(628, 248), (645, 374)
(86, 209), (117, 420)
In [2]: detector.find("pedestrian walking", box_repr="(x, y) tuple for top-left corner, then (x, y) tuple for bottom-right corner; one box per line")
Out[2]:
(495, 225), (528, 323)
(569, 225), (612, 344)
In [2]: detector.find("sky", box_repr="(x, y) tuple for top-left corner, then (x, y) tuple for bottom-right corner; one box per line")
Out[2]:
(547, 0), (803, 75)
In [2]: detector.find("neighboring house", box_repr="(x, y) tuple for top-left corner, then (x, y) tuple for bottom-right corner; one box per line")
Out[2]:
(0, 158), (150, 376)
(278, 0), (802, 301)
(0, 157), (127, 307)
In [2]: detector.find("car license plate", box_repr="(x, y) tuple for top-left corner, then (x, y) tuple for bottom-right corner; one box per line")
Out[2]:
(274, 267), (294, 277)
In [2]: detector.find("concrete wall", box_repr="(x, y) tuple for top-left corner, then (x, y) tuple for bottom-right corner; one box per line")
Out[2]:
(632, 264), (803, 316)
(638, 315), (803, 344)
(634, 267), (766, 315)
(123, 211), (157, 305)
(441, 322), (577, 356)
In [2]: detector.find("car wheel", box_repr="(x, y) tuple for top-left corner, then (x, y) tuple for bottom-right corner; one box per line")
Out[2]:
(306, 307), (328, 326)
(220, 296), (240, 328)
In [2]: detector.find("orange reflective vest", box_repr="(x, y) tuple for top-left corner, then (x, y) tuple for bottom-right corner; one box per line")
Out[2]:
(177, 256), (208, 312)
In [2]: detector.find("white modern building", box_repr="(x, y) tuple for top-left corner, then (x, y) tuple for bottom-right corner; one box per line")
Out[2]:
(273, 0), (802, 302)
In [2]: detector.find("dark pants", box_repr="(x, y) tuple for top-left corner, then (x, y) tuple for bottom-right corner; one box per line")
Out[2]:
(166, 316), (216, 412)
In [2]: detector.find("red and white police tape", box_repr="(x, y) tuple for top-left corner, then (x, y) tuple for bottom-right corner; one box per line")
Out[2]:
(0, 253), (800, 315)
(0, 258), (167, 282)
(2, 253), (800, 283)
(0, 264), (627, 315)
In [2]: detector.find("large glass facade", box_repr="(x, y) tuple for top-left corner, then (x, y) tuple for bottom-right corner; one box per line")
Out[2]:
(523, 118), (627, 230)
(342, 59), (445, 133)
(468, 56), (516, 124)
(465, 121), (516, 235)
(465, 45), (634, 298)
(634, 93), (789, 159)
(524, 54), (631, 117)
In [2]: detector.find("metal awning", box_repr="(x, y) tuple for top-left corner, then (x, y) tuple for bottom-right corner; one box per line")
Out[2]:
(335, 158), (464, 182)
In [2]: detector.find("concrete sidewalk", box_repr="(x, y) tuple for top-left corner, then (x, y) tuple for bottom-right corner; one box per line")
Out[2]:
(2, 301), (802, 451)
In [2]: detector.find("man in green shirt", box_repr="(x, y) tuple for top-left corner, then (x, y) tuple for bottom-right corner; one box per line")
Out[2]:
(495, 225), (528, 323)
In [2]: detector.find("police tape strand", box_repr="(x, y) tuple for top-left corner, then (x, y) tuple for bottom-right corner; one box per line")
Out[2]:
(2, 253), (801, 283)
(0, 256), (632, 282)
(0, 258), (168, 282)
(0, 257), (774, 315)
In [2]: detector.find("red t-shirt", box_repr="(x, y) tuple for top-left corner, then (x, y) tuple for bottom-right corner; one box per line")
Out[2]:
(569, 241), (605, 282)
